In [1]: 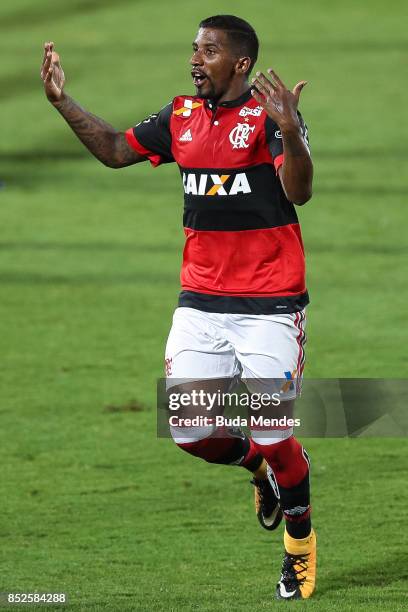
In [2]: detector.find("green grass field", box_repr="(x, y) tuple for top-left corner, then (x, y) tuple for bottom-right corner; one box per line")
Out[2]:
(1, 0), (407, 609)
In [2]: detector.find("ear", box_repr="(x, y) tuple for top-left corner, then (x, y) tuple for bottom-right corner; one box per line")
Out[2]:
(235, 56), (252, 76)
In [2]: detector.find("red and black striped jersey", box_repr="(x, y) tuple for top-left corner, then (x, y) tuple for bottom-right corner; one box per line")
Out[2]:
(126, 89), (310, 315)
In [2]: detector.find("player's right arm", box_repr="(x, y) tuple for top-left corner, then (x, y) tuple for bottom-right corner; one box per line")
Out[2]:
(40, 42), (144, 168)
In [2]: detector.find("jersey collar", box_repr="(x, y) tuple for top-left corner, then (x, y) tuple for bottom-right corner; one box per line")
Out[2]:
(205, 88), (253, 110)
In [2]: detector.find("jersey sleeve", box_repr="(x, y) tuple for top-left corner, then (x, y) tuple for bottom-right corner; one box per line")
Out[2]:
(265, 112), (311, 173)
(125, 102), (174, 167)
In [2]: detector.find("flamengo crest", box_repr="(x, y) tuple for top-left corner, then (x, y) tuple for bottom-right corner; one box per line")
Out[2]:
(229, 122), (256, 149)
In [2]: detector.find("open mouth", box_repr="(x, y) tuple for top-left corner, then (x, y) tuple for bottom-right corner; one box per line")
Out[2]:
(191, 70), (207, 87)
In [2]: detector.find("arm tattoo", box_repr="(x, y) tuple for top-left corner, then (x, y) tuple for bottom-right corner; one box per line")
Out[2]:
(114, 132), (143, 167)
(52, 95), (143, 167)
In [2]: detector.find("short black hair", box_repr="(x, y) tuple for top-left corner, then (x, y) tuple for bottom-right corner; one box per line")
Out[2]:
(199, 15), (259, 74)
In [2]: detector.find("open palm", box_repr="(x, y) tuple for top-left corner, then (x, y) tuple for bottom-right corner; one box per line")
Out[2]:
(40, 42), (65, 102)
(251, 68), (307, 130)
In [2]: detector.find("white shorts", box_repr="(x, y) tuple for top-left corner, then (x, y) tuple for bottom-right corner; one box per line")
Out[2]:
(165, 307), (306, 400)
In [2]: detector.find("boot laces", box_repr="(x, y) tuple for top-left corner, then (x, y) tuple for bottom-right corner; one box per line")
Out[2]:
(281, 552), (309, 588)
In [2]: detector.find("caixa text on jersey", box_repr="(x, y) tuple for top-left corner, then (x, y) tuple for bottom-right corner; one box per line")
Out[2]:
(182, 172), (251, 196)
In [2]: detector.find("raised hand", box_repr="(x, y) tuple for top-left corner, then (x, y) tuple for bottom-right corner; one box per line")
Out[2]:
(251, 69), (307, 131)
(41, 42), (65, 102)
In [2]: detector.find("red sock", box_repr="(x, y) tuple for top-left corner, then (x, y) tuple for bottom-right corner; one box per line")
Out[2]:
(253, 436), (311, 538)
(176, 431), (263, 472)
(177, 436), (238, 463)
(252, 436), (309, 488)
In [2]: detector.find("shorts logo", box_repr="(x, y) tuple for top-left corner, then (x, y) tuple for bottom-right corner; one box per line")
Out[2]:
(229, 122), (256, 149)
(165, 357), (173, 376)
(182, 172), (251, 196)
(173, 99), (202, 117)
(239, 105), (263, 117)
(281, 369), (297, 393)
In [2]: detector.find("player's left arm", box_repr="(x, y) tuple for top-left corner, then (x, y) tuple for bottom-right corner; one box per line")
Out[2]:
(252, 69), (313, 205)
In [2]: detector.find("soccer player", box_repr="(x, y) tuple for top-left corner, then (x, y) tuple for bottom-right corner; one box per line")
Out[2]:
(41, 15), (315, 600)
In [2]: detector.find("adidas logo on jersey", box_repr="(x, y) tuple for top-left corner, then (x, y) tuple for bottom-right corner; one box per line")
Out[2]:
(179, 129), (193, 142)
(182, 172), (251, 196)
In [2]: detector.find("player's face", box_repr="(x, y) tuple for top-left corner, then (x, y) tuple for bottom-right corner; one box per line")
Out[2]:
(190, 28), (239, 99)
